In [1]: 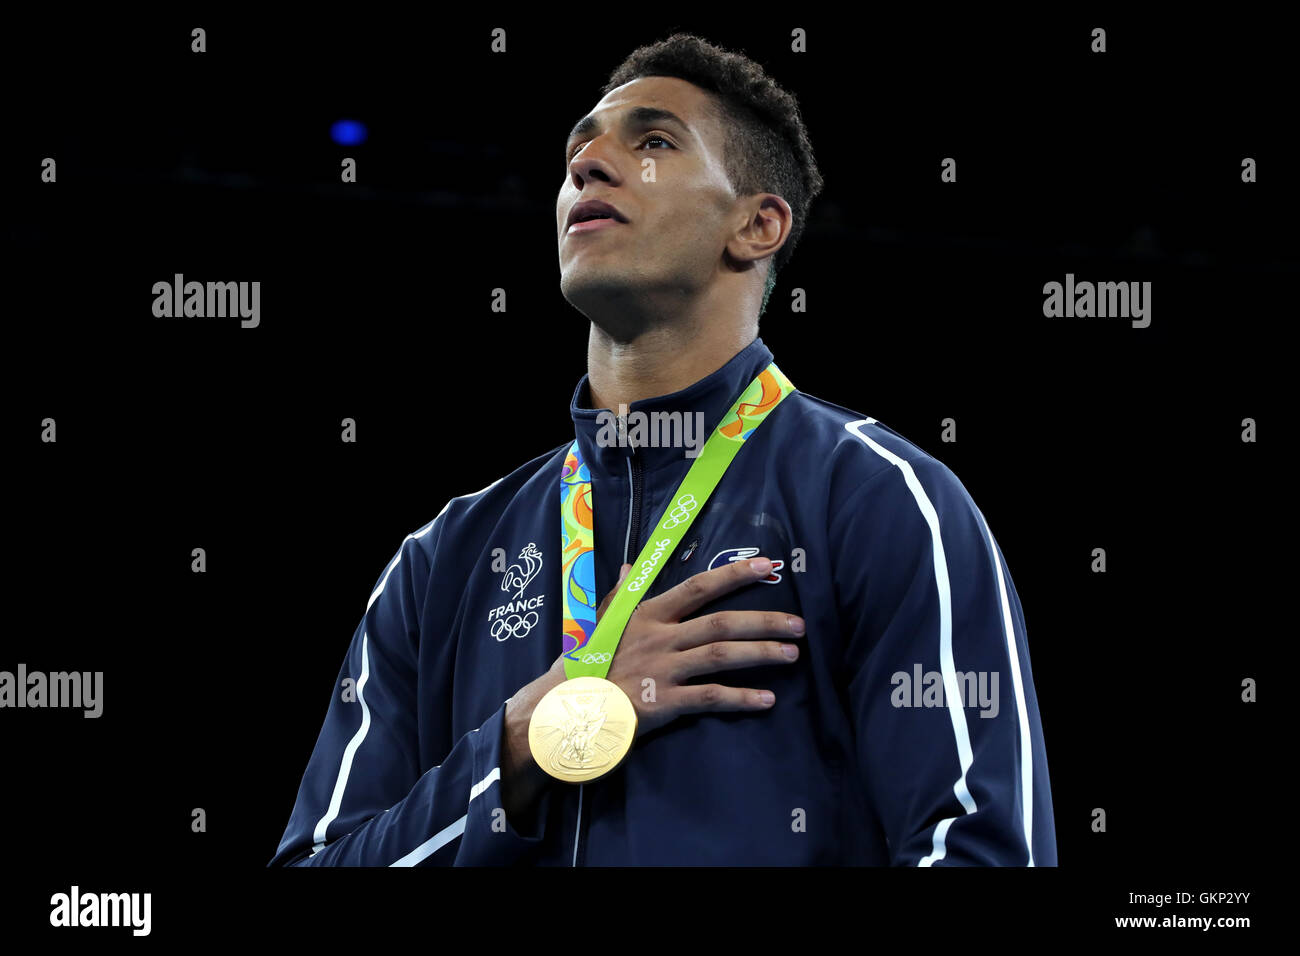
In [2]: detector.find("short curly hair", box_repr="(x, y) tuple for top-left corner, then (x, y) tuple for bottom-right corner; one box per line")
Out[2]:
(603, 33), (824, 317)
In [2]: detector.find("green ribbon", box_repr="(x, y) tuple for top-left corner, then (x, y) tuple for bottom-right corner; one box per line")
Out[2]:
(562, 362), (796, 681)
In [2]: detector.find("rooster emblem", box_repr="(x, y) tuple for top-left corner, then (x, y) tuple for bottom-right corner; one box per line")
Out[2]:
(501, 542), (543, 599)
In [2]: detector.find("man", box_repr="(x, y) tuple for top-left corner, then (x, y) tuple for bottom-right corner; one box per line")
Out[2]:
(269, 32), (1056, 866)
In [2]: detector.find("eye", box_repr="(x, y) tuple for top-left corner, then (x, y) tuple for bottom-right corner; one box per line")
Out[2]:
(566, 132), (676, 164)
(638, 133), (675, 150)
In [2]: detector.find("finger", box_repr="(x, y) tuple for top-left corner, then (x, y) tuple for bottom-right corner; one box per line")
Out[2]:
(671, 609), (805, 651)
(595, 563), (631, 622)
(671, 640), (800, 681)
(671, 683), (777, 715)
(649, 556), (776, 621)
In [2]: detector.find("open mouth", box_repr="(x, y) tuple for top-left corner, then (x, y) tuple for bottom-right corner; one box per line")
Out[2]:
(567, 216), (623, 234)
(566, 199), (629, 234)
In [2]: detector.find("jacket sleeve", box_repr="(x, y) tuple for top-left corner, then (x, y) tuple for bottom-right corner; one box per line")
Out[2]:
(268, 515), (552, 866)
(832, 440), (1057, 866)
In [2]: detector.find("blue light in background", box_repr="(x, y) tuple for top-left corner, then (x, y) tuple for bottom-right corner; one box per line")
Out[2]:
(330, 119), (368, 146)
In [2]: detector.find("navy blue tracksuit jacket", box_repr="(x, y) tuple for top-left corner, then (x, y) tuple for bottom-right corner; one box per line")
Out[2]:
(269, 336), (1056, 866)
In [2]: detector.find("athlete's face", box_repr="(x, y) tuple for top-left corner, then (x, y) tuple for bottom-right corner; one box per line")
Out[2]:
(557, 76), (741, 319)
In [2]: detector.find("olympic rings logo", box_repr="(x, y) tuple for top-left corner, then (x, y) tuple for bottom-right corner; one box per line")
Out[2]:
(661, 494), (698, 529)
(491, 611), (539, 641)
(580, 652), (612, 664)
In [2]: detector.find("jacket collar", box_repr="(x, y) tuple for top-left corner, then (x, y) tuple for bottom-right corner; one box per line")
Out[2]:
(569, 335), (776, 482)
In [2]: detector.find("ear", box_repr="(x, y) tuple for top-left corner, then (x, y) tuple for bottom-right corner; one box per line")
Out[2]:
(725, 193), (792, 267)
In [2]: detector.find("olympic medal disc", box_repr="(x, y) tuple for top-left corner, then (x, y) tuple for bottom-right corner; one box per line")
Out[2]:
(528, 676), (638, 783)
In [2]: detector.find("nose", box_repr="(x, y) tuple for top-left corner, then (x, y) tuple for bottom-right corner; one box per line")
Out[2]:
(568, 138), (622, 191)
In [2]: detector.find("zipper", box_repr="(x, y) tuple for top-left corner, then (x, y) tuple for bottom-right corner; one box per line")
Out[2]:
(626, 444), (644, 558)
(570, 784), (584, 866)
(573, 444), (642, 868)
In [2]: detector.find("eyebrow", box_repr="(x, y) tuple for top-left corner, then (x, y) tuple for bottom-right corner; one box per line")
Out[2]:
(565, 106), (693, 151)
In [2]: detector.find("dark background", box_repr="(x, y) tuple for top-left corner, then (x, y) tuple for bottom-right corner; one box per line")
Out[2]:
(5, 9), (1285, 937)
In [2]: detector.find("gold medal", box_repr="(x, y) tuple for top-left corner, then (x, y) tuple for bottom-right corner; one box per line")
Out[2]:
(528, 676), (638, 783)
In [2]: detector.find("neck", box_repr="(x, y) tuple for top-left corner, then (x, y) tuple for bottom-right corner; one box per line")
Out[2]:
(586, 316), (757, 412)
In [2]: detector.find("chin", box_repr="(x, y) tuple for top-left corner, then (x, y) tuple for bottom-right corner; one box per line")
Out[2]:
(560, 272), (653, 340)
(561, 266), (635, 309)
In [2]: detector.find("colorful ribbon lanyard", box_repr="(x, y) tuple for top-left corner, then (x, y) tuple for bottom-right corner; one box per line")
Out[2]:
(558, 362), (795, 680)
